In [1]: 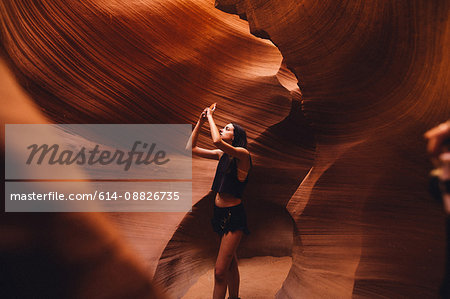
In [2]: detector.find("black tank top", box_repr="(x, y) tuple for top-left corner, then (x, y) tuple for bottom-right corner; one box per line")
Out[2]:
(211, 153), (251, 198)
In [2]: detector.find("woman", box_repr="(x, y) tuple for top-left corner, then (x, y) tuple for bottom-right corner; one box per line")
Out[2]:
(186, 106), (251, 299)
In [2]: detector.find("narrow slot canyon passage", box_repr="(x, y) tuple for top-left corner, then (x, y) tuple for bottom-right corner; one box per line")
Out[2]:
(1, 0), (449, 298)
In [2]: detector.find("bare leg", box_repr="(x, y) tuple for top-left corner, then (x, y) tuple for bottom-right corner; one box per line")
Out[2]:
(226, 252), (240, 299)
(213, 230), (243, 299)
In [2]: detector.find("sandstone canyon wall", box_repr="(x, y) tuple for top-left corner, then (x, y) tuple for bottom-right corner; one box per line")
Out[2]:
(1, 0), (449, 298)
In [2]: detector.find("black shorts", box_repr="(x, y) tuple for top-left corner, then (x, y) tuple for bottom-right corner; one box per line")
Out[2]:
(211, 202), (250, 237)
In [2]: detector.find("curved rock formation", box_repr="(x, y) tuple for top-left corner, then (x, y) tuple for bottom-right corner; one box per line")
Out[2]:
(0, 57), (166, 298)
(1, 0), (449, 298)
(215, 0), (450, 297)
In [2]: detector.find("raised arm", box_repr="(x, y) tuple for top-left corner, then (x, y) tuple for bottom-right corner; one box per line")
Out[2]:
(186, 109), (222, 160)
(206, 109), (248, 160)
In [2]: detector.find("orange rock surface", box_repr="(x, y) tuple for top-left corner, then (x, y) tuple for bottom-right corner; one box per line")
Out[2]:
(1, 0), (449, 297)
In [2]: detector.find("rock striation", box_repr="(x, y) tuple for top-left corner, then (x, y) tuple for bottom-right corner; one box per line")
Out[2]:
(215, 0), (450, 297)
(1, 0), (449, 297)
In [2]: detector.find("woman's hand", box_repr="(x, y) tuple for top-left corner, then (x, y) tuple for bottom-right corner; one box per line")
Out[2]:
(425, 120), (450, 156)
(198, 108), (208, 123)
(205, 107), (214, 118)
(199, 107), (214, 122)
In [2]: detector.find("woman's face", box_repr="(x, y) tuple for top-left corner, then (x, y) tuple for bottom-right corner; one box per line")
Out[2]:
(219, 123), (234, 143)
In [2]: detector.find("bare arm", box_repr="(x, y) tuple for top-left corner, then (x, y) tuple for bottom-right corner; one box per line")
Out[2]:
(186, 110), (222, 160)
(206, 109), (249, 160)
(185, 112), (205, 150)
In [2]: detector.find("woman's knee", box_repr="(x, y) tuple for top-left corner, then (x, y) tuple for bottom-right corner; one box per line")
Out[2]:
(214, 265), (228, 282)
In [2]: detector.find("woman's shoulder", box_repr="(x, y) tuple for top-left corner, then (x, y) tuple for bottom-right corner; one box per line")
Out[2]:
(234, 147), (250, 156)
(234, 149), (251, 163)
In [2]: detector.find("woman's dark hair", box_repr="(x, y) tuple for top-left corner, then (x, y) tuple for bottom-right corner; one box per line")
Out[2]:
(231, 122), (248, 148)
(224, 122), (250, 173)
